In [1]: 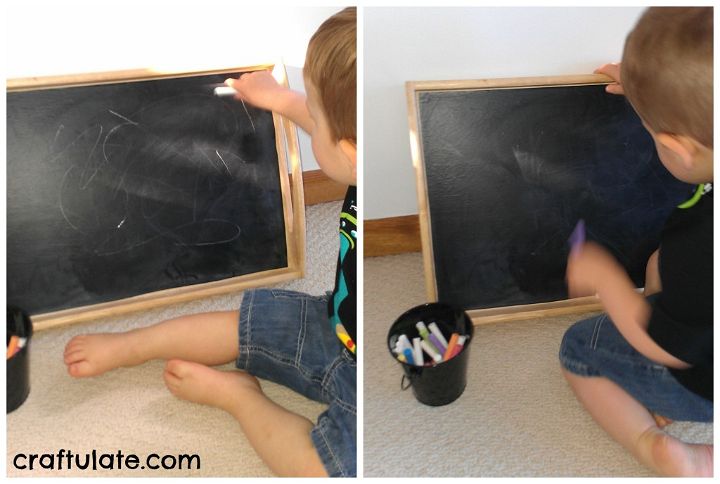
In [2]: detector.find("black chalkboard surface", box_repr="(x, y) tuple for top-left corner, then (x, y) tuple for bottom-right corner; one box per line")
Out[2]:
(8, 67), (301, 322)
(409, 76), (692, 314)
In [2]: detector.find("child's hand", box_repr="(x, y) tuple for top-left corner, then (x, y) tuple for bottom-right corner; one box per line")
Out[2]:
(225, 70), (288, 112)
(594, 63), (624, 95)
(566, 242), (622, 297)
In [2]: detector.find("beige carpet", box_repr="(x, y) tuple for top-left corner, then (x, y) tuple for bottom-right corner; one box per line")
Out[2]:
(363, 253), (713, 477)
(6, 201), (341, 477)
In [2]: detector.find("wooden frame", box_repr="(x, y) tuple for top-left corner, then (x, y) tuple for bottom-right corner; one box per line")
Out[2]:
(8, 63), (305, 331)
(406, 74), (614, 325)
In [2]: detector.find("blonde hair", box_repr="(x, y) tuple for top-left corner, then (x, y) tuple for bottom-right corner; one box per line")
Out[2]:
(304, 7), (357, 143)
(621, 7), (713, 148)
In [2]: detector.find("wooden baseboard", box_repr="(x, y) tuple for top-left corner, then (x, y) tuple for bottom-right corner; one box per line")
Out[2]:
(365, 215), (422, 257)
(296, 169), (348, 205)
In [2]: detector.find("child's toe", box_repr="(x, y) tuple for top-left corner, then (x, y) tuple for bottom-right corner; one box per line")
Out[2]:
(64, 336), (85, 354)
(165, 359), (188, 377)
(68, 361), (92, 377)
(163, 369), (181, 391)
(63, 349), (84, 364)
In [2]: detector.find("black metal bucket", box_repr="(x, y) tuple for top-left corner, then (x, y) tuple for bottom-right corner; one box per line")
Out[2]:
(388, 303), (473, 406)
(7, 306), (33, 413)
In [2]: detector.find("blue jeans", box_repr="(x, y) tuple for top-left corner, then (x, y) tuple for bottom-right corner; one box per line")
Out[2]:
(559, 311), (712, 422)
(235, 289), (356, 477)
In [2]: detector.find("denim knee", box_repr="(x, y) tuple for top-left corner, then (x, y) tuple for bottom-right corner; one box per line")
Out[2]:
(558, 315), (604, 377)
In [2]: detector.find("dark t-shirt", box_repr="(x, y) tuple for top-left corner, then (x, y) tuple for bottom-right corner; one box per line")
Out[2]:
(329, 186), (357, 356)
(647, 184), (713, 401)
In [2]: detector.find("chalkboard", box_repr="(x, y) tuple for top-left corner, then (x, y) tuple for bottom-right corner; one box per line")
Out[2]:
(408, 75), (692, 320)
(7, 66), (304, 328)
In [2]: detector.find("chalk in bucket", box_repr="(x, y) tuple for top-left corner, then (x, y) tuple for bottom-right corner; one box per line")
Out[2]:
(387, 302), (473, 406)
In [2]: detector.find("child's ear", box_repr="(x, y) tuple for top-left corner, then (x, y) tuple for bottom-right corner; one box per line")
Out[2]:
(655, 132), (699, 169)
(339, 139), (357, 175)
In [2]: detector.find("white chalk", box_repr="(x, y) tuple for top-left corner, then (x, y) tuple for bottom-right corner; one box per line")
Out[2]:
(397, 334), (413, 353)
(428, 322), (449, 348)
(214, 86), (237, 97)
(420, 340), (442, 363)
(412, 337), (424, 366)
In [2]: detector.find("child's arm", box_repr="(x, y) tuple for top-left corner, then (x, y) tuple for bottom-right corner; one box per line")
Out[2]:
(567, 242), (689, 369)
(643, 249), (662, 295)
(594, 62), (624, 95)
(225, 71), (315, 135)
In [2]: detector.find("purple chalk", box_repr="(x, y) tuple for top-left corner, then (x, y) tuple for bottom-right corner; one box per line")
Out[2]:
(569, 219), (586, 252)
(429, 333), (447, 355)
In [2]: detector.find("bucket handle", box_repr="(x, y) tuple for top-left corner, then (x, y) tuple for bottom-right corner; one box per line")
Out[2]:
(401, 374), (412, 391)
(401, 364), (424, 390)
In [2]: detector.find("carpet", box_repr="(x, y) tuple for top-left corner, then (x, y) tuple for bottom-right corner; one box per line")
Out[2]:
(363, 253), (712, 477)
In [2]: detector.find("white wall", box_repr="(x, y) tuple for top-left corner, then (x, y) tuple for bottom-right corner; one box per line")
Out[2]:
(6, 1), (344, 172)
(364, 7), (645, 219)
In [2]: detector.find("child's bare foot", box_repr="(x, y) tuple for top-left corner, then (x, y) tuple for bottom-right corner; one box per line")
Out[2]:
(163, 359), (262, 413)
(64, 332), (144, 377)
(651, 412), (673, 428)
(639, 427), (713, 477)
